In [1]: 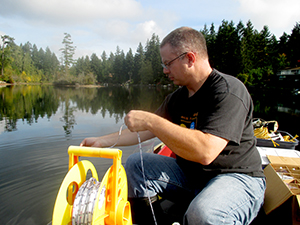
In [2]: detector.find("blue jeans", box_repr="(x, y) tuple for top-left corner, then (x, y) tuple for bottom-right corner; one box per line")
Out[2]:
(125, 152), (266, 225)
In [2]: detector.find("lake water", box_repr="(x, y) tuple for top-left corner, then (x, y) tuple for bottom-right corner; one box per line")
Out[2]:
(0, 84), (299, 225)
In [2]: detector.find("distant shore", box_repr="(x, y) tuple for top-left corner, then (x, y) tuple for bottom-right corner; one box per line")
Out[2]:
(0, 81), (105, 88)
(63, 84), (104, 88)
(0, 81), (12, 86)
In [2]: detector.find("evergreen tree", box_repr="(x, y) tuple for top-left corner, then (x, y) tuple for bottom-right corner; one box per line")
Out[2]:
(60, 33), (76, 75)
(255, 26), (272, 68)
(287, 22), (300, 67)
(140, 60), (153, 84)
(200, 24), (209, 39)
(278, 32), (289, 55)
(43, 47), (56, 81)
(20, 42), (37, 81)
(10, 43), (23, 76)
(83, 55), (91, 74)
(255, 26), (276, 83)
(125, 48), (134, 82)
(214, 20), (241, 75)
(268, 34), (280, 73)
(240, 21), (256, 74)
(90, 53), (102, 83)
(74, 56), (85, 75)
(101, 51), (109, 82)
(38, 47), (45, 72)
(1, 35), (15, 80)
(206, 23), (217, 67)
(133, 42), (144, 84)
(113, 46), (126, 83)
(236, 21), (245, 40)
(145, 33), (162, 84)
(31, 44), (40, 69)
(107, 52), (115, 83)
(50, 52), (60, 81)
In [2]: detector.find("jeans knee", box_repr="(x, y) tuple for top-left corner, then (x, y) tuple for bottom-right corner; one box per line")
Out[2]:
(124, 152), (141, 172)
(184, 202), (207, 225)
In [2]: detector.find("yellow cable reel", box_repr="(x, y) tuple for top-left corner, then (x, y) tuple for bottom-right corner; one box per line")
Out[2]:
(52, 146), (132, 225)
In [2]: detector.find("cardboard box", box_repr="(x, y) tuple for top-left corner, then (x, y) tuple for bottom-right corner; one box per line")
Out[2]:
(263, 155), (300, 224)
(257, 147), (300, 166)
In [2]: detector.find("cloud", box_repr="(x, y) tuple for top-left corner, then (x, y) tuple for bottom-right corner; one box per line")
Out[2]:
(132, 20), (163, 43)
(0, 0), (144, 26)
(0, 0), (179, 57)
(238, 0), (300, 37)
(9, 0), (296, 59)
(137, 20), (159, 36)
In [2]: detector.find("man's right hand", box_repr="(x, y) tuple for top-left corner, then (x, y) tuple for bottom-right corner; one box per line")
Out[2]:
(80, 137), (104, 147)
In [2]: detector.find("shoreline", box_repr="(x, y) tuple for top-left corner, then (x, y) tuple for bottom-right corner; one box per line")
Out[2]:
(0, 81), (104, 88)
(0, 81), (13, 87)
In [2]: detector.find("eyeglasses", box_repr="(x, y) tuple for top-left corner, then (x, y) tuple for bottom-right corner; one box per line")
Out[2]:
(161, 52), (188, 70)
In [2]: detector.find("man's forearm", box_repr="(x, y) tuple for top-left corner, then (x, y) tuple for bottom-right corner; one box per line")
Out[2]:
(104, 129), (155, 147)
(144, 113), (228, 165)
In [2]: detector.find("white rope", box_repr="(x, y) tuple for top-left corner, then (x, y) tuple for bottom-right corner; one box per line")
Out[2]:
(108, 123), (126, 148)
(72, 177), (102, 225)
(109, 124), (157, 224)
(137, 132), (158, 225)
(72, 124), (157, 224)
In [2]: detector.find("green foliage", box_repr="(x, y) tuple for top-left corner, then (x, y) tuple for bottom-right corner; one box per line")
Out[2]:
(1, 39), (59, 83)
(236, 73), (254, 86)
(113, 46), (126, 83)
(0, 85), (60, 129)
(140, 60), (153, 84)
(203, 20), (299, 87)
(145, 34), (163, 83)
(214, 20), (241, 75)
(1, 35), (15, 81)
(1, 21), (300, 87)
(125, 48), (134, 82)
(90, 53), (102, 82)
(132, 42), (144, 84)
(278, 53), (289, 69)
(287, 22), (300, 67)
(60, 33), (76, 75)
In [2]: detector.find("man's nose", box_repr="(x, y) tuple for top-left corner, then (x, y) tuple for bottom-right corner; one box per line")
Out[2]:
(163, 67), (170, 74)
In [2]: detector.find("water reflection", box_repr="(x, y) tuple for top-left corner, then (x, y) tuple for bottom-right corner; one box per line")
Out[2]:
(0, 85), (59, 132)
(250, 87), (299, 115)
(0, 85), (174, 135)
(60, 101), (77, 137)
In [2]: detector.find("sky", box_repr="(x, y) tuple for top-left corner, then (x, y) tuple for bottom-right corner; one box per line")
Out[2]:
(0, 0), (299, 60)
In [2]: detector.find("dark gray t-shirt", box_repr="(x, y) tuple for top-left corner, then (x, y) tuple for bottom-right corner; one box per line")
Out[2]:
(156, 69), (264, 179)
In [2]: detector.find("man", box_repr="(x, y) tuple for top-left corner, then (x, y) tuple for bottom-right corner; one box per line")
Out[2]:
(81, 27), (266, 225)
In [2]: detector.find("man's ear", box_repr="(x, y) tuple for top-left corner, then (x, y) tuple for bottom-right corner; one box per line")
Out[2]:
(186, 52), (196, 67)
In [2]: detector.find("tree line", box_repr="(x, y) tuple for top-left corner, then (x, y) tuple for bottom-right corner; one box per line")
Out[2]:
(0, 35), (60, 83)
(1, 20), (299, 86)
(203, 20), (300, 86)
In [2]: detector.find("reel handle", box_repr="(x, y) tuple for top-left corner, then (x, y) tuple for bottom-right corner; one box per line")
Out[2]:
(68, 145), (122, 170)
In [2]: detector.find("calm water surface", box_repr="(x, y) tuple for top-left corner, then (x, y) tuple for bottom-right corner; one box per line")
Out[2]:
(0, 84), (299, 225)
